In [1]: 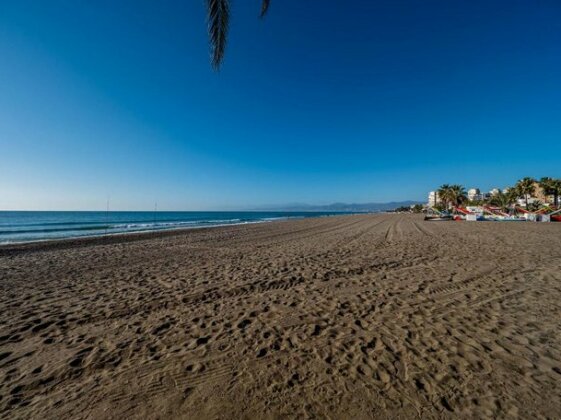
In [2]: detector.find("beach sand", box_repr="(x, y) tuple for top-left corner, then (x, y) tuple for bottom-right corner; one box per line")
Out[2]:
(1, 214), (560, 419)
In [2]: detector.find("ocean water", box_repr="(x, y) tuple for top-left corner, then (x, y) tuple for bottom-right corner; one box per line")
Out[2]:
(0, 211), (348, 244)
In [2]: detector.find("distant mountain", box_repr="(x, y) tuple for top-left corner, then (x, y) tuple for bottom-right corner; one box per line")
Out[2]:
(249, 201), (422, 212)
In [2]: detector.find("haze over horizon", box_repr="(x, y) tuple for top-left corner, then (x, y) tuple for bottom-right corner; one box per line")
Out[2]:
(1, 1), (560, 211)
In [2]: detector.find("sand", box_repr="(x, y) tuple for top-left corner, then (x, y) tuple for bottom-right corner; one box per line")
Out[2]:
(1, 214), (560, 419)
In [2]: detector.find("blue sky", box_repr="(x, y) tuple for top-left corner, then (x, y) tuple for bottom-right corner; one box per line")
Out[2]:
(1, 0), (560, 210)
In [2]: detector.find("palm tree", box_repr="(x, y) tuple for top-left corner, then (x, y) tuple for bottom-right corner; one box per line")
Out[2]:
(552, 179), (561, 207)
(515, 177), (536, 209)
(539, 177), (555, 205)
(437, 184), (453, 210)
(490, 190), (517, 212)
(528, 200), (543, 212)
(540, 176), (561, 207)
(207, 0), (270, 69)
(449, 185), (467, 208)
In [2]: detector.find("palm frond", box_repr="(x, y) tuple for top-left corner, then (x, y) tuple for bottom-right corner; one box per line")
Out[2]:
(260, 0), (270, 18)
(207, 0), (230, 70)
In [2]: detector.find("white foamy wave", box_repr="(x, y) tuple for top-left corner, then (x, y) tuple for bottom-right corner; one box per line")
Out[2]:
(0, 211), (345, 245)
(113, 221), (199, 229)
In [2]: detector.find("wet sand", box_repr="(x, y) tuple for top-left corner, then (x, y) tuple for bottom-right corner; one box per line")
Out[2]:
(1, 214), (560, 419)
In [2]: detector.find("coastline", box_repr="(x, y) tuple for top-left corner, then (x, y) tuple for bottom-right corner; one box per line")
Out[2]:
(0, 211), (358, 249)
(0, 213), (358, 254)
(1, 214), (560, 418)
(0, 218), (280, 253)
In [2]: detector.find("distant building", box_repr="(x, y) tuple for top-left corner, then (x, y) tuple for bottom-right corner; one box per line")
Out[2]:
(428, 182), (555, 209)
(512, 183), (555, 207)
(516, 197), (540, 208)
(428, 191), (440, 206)
(467, 188), (481, 201)
(533, 182), (555, 204)
(467, 188), (494, 202)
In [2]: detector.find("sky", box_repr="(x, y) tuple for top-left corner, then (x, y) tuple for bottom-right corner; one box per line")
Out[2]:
(1, 0), (560, 210)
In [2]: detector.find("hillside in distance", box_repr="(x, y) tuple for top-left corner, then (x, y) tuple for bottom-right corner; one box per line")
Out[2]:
(249, 201), (422, 212)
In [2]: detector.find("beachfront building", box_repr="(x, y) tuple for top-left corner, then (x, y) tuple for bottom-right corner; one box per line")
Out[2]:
(514, 182), (555, 208)
(467, 188), (493, 202)
(428, 191), (441, 207)
(533, 182), (555, 205)
(516, 197), (540, 208)
(429, 180), (558, 211)
(467, 188), (480, 201)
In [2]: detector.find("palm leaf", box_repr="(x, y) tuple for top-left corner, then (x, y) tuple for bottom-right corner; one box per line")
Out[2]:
(207, 0), (230, 70)
(260, 0), (271, 18)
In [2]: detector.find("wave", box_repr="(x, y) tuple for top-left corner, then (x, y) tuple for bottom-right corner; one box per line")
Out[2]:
(0, 218), (277, 243)
(0, 225), (111, 235)
(1, 218), (210, 229)
(0, 212), (345, 244)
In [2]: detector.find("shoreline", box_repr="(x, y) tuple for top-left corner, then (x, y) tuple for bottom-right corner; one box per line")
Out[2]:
(0, 218), (278, 254)
(0, 219), (274, 251)
(0, 213), (358, 254)
(0, 212), (363, 251)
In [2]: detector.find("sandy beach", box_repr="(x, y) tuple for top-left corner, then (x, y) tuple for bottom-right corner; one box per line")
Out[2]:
(1, 214), (560, 419)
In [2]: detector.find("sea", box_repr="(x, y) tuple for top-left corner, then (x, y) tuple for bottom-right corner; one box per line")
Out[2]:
(0, 211), (350, 244)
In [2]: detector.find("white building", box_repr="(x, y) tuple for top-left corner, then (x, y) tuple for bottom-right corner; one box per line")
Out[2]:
(428, 191), (440, 206)
(516, 197), (539, 208)
(467, 187), (493, 202)
(467, 188), (480, 201)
